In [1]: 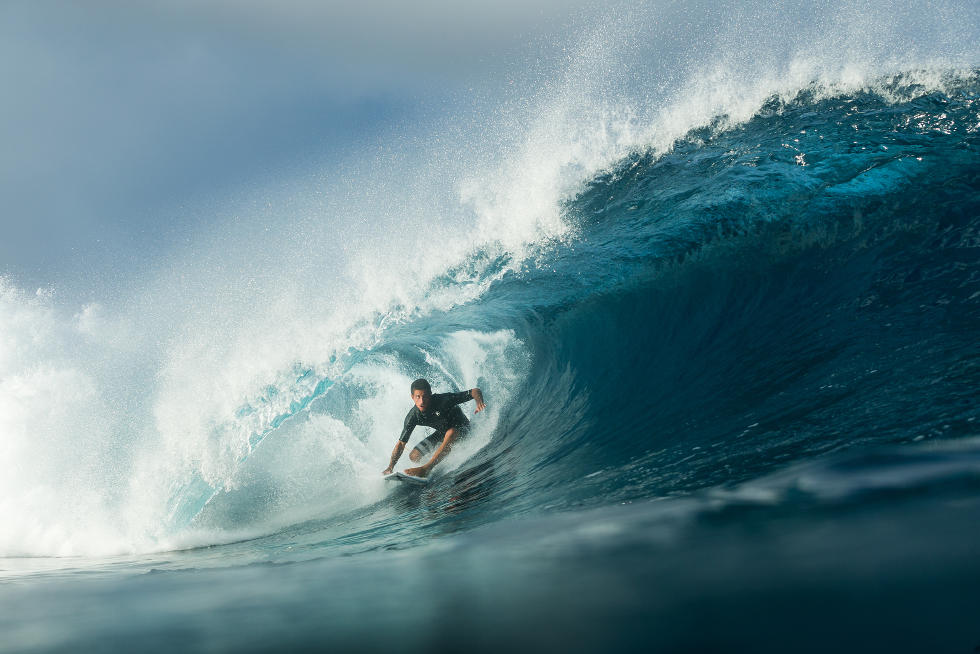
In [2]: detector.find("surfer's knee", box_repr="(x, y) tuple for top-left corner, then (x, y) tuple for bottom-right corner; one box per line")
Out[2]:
(409, 448), (422, 462)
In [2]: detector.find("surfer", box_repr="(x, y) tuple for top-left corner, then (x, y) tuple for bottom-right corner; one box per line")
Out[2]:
(383, 378), (486, 479)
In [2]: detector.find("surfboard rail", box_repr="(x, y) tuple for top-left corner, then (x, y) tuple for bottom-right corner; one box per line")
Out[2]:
(384, 471), (429, 485)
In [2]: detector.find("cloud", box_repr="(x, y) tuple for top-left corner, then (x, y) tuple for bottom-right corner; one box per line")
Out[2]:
(0, 0), (598, 288)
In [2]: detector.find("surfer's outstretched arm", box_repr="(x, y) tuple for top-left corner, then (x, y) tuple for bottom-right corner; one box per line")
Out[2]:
(383, 441), (406, 475)
(385, 410), (417, 474)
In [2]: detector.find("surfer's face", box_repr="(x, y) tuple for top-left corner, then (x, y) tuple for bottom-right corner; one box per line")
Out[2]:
(412, 389), (431, 412)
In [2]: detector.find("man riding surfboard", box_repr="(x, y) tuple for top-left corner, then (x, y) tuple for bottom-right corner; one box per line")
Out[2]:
(383, 378), (486, 479)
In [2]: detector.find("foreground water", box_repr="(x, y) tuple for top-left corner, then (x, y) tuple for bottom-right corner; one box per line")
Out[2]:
(2, 59), (979, 654)
(4, 442), (980, 652)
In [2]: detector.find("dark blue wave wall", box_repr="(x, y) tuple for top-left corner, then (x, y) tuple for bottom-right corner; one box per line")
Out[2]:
(470, 75), (980, 515)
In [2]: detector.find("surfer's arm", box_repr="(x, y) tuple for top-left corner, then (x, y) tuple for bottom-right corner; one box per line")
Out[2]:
(448, 388), (486, 412)
(470, 387), (486, 413)
(383, 441), (406, 475)
(384, 414), (416, 474)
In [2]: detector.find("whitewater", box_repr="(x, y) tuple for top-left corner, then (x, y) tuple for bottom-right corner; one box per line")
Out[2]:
(2, 2), (979, 652)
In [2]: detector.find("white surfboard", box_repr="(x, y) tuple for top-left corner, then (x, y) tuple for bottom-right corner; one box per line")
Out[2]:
(384, 471), (430, 485)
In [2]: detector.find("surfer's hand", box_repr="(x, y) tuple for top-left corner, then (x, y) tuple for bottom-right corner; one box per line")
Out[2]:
(472, 388), (486, 413)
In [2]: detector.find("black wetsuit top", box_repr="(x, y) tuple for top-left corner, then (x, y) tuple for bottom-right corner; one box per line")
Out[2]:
(399, 391), (473, 443)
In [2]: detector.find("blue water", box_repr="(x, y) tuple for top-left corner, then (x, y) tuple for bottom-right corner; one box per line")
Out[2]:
(3, 65), (980, 653)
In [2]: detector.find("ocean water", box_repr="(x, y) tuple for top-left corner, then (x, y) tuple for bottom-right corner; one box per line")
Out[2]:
(2, 7), (980, 653)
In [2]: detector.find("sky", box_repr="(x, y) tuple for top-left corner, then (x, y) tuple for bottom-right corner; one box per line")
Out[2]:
(0, 0), (595, 293)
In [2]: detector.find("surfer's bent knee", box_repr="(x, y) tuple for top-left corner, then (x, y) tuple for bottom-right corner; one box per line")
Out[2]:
(409, 448), (422, 462)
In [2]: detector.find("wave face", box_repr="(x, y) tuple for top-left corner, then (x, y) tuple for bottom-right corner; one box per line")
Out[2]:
(140, 72), (978, 549)
(508, 73), (980, 503)
(2, 50), (979, 654)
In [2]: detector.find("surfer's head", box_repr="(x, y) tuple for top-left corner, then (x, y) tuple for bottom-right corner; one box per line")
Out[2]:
(410, 378), (432, 412)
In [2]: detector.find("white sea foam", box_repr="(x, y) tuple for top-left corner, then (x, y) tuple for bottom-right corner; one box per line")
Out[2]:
(0, 280), (134, 556)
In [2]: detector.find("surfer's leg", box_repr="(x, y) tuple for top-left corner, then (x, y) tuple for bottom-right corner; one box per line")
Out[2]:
(410, 431), (445, 463)
(405, 427), (461, 478)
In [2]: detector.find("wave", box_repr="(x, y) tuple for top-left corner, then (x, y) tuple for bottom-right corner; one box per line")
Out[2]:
(1, 63), (978, 557)
(152, 70), (980, 550)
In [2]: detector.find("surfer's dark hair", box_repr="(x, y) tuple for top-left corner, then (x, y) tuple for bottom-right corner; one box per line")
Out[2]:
(411, 378), (432, 394)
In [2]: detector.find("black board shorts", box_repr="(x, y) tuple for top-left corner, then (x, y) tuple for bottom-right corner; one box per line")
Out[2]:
(413, 423), (470, 458)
